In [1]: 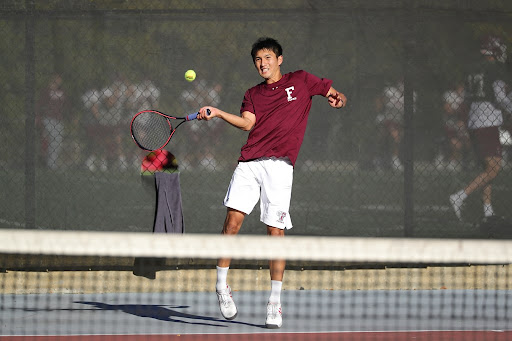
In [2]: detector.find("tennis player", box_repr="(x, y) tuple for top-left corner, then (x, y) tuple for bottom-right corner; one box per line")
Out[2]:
(450, 36), (511, 221)
(197, 37), (346, 328)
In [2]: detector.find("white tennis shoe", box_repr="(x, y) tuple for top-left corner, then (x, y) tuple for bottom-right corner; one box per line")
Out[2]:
(216, 285), (237, 320)
(265, 302), (282, 329)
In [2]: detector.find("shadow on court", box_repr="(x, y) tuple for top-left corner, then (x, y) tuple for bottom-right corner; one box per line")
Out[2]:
(75, 301), (266, 329)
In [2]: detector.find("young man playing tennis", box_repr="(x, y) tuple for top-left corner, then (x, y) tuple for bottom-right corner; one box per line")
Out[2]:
(197, 37), (346, 328)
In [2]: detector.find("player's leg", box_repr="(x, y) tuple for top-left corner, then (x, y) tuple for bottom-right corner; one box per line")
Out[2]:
(451, 127), (502, 220)
(465, 155), (501, 195)
(217, 208), (245, 269)
(215, 209), (245, 321)
(481, 155), (501, 217)
(259, 157), (293, 329)
(218, 162), (260, 270)
(267, 226), (285, 281)
(266, 225), (285, 326)
(387, 121), (403, 171)
(216, 162), (260, 320)
(265, 225), (285, 329)
(483, 184), (494, 217)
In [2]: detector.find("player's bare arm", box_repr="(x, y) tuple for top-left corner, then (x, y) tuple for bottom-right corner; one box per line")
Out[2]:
(325, 87), (347, 108)
(198, 107), (256, 131)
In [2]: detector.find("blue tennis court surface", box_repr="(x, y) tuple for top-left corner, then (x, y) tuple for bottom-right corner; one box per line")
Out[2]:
(1, 290), (511, 339)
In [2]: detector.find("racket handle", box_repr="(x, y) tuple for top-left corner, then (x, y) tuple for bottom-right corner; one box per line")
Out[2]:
(186, 109), (211, 121)
(186, 113), (198, 121)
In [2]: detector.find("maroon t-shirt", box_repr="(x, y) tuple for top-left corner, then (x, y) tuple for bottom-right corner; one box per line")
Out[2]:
(239, 70), (332, 166)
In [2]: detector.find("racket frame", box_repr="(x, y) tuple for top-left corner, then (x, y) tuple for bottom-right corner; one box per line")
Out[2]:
(130, 110), (198, 151)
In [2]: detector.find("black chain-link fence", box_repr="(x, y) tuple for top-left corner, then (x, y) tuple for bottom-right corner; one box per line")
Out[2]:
(1, 1), (512, 238)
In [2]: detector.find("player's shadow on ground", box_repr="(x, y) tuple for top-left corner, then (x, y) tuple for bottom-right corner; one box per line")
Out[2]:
(75, 301), (265, 328)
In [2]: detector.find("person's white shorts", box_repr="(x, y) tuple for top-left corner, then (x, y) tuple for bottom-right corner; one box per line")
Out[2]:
(223, 157), (293, 229)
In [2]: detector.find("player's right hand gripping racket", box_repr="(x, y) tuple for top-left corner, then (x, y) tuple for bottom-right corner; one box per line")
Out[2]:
(130, 109), (210, 151)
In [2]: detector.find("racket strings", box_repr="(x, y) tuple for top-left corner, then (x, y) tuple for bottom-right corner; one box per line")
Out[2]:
(132, 112), (173, 151)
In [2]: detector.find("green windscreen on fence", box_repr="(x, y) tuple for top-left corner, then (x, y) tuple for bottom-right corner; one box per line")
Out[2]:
(0, 1), (512, 238)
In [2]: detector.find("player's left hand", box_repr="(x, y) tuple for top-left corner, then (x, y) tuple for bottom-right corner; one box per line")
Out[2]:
(328, 91), (347, 109)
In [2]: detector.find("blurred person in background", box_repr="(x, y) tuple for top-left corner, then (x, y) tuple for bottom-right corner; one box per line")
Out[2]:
(82, 88), (103, 172)
(499, 69), (512, 164)
(131, 76), (161, 113)
(180, 79), (223, 170)
(96, 85), (123, 171)
(36, 73), (69, 170)
(127, 75), (161, 169)
(94, 74), (133, 171)
(374, 77), (417, 172)
(450, 35), (511, 221)
(437, 82), (470, 171)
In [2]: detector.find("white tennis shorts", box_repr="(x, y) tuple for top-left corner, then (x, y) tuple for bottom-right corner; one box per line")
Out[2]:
(223, 157), (293, 229)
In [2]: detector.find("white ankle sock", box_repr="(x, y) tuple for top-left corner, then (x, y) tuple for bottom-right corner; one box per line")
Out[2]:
(216, 266), (229, 292)
(269, 280), (282, 304)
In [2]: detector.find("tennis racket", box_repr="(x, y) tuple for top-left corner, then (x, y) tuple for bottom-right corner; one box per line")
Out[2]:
(130, 109), (210, 151)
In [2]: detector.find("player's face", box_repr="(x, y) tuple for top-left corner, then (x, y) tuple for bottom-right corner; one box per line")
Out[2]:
(253, 49), (283, 83)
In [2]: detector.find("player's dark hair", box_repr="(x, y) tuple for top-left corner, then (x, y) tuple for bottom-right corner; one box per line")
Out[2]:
(251, 37), (283, 61)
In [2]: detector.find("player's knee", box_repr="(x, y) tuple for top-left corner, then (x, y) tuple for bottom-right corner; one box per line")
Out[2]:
(222, 222), (241, 235)
(486, 161), (501, 178)
(488, 167), (500, 179)
(222, 209), (245, 235)
(267, 226), (285, 237)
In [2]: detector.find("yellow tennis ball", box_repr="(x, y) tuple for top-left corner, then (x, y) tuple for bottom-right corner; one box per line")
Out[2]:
(185, 70), (196, 82)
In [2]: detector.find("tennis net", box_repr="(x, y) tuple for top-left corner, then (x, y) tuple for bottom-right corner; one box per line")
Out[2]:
(0, 229), (511, 340)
